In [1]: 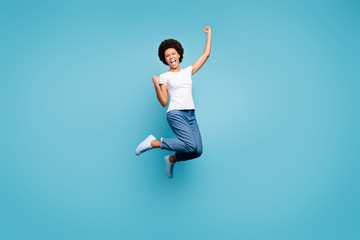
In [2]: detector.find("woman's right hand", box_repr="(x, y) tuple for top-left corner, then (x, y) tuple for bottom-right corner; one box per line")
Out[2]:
(152, 76), (160, 86)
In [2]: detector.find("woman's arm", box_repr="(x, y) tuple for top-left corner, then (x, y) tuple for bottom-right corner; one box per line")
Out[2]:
(192, 26), (212, 75)
(152, 76), (168, 107)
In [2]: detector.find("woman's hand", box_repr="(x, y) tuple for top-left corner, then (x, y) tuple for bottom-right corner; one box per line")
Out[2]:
(152, 76), (160, 86)
(191, 26), (212, 75)
(203, 26), (211, 35)
(152, 75), (168, 107)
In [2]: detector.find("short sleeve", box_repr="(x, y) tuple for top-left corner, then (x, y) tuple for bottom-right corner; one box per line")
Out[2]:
(159, 74), (167, 85)
(186, 65), (193, 76)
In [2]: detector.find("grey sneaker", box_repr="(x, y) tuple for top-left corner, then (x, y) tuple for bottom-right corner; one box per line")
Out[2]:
(135, 135), (156, 155)
(164, 155), (175, 178)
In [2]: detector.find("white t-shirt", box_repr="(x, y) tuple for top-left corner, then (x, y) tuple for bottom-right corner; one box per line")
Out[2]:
(159, 65), (195, 113)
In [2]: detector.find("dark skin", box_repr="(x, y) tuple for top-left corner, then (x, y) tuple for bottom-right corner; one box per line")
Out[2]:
(151, 26), (212, 163)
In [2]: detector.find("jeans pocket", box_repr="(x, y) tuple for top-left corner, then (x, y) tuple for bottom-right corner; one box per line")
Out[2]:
(166, 110), (175, 123)
(167, 110), (182, 124)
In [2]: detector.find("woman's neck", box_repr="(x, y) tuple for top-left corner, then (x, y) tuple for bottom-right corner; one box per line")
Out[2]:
(168, 67), (181, 72)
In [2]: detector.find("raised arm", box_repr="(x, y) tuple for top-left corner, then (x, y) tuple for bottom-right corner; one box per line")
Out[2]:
(152, 76), (168, 107)
(192, 26), (212, 75)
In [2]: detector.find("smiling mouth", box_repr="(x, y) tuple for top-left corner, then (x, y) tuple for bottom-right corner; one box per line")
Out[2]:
(170, 59), (176, 66)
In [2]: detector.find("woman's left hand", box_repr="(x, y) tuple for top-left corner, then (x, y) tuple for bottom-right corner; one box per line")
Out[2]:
(203, 26), (211, 34)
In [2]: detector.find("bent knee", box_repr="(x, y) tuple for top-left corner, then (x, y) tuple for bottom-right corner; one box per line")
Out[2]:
(184, 142), (197, 153)
(194, 147), (203, 158)
(185, 146), (202, 158)
(183, 141), (202, 157)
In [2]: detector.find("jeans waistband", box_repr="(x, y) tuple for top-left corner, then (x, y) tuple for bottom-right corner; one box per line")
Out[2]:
(169, 109), (195, 113)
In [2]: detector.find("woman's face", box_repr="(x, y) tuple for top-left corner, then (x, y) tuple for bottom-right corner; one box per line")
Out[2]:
(164, 48), (180, 68)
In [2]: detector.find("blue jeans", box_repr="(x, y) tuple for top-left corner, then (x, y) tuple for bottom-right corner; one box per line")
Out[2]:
(160, 110), (203, 161)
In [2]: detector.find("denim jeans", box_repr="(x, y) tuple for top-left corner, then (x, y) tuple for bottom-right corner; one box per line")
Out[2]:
(160, 109), (203, 161)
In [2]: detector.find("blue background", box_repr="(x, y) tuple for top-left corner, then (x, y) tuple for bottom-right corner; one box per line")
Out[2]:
(1, 0), (359, 239)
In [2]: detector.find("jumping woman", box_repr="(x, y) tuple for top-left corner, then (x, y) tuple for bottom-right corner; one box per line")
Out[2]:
(135, 26), (212, 178)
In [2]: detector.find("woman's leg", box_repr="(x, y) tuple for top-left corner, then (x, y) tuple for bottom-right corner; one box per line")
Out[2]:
(174, 110), (203, 161)
(160, 110), (203, 162)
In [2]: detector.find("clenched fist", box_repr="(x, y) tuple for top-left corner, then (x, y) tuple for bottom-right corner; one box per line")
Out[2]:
(152, 76), (160, 86)
(203, 26), (211, 34)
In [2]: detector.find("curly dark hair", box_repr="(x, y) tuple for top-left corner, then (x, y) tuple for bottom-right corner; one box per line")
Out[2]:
(158, 39), (184, 66)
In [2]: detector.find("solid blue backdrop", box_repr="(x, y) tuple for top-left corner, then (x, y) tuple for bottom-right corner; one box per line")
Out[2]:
(0, 0), (359, 239)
